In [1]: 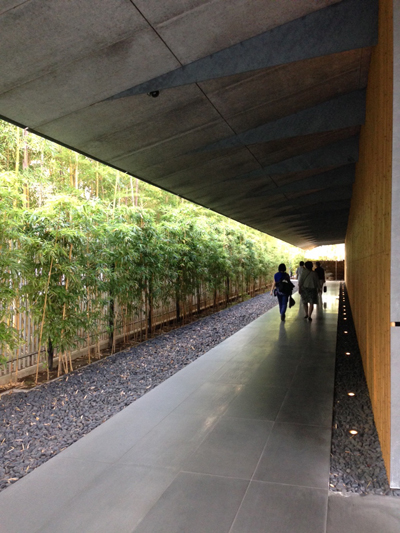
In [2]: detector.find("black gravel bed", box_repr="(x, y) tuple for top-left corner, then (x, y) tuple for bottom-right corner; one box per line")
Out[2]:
(0, 291), (280, 493)
(330, 283), (400, 496)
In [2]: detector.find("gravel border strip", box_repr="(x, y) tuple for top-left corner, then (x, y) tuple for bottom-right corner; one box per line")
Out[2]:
(330, 283), (400, 496)
(0, 291), (280, 493)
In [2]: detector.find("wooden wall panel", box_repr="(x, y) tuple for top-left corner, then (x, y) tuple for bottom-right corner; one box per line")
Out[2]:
(345, 0), (393, 472)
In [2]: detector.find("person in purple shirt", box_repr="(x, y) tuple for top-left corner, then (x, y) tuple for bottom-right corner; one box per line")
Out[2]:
(270, 263), (293, 321)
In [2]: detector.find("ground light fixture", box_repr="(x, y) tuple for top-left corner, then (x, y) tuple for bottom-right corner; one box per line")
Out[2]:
(348, 392), (356, 397)
(345, 352), (351, 355)
(349, 430), (358, 435)
(344, 331), (348, 334)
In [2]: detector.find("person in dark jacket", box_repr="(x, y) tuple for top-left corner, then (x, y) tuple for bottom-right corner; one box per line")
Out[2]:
(270, 263), (293, 321)
(314, 261), (326, 293)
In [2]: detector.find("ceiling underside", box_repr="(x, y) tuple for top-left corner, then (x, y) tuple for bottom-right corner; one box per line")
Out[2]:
(0, 0), (378, 248)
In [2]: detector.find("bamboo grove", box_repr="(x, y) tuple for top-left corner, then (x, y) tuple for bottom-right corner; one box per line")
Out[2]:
(0, 121), (302, 381)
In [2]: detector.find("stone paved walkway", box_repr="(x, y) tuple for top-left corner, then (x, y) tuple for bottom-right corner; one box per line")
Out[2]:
(1, 282), (399, 532)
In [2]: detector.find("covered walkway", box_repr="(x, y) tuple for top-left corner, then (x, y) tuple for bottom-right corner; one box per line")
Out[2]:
(1, 282), (399, 532)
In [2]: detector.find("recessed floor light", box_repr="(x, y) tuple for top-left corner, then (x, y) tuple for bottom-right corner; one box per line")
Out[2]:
(348, 392), (355, 397)
(349, 429), (358, 435)
(345, 352), (351, 355)
(344, 331), (348, 334)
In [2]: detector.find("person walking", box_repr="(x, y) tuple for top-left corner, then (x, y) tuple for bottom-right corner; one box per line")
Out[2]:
(298, 261), (320, 321)
(296, 261), (305, 280)
(314, 261), (326, 293)
(270, 263), (294, 321)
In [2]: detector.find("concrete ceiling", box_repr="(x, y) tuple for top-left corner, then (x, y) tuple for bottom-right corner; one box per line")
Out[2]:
(0, 0), (378, 248)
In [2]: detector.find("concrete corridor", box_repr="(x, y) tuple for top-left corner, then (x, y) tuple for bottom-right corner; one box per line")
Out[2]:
(1, 282), (400, 533)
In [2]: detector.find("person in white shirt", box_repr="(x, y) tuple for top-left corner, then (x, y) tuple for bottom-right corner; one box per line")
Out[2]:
(296, 261), (305, 280)
(298, 261), (320, 321)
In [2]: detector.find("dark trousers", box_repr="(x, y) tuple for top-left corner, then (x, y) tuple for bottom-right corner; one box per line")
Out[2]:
(277, 293), (289, 316)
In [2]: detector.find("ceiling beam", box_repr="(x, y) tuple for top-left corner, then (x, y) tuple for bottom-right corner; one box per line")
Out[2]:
(108, 0), (377, 98)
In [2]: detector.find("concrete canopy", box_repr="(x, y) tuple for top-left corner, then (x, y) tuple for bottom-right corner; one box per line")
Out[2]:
(0, 0), (378, 248)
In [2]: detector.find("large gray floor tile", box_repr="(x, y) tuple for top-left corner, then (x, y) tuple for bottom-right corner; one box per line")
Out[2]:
(172, 381), (241, 416)
(256, 357), (300, 375)
(170, 358), (227, 381)
(0, 456), (109, 533)
(218, 336), (255, 350)
(38, 464), (178, 533)
(276, 387), (333, 427)
(198, 344), (243, 362)
(253, 422), (331, 489)
(118, 412), (217, 468)
(327, 493), (400, 533)
(299, 353), (336, 370)
(290, 365), (335, 392)
(182, 417), (273, 479)
(245, 371), (296, 389)
(61, 406), (168, 463)
(223, 385), (288, 421)
(133, 376), (202, 412)
(256, 355), (300, 372)
(231, 481), (328, 533)
(208, 360), (263, 384)
(133, 472), (248, 533)
(230, 346), (278, 363)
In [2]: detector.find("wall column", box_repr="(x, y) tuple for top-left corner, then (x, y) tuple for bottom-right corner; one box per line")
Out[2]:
(345, 0), (393, 482)
(390, 0), (400, 488)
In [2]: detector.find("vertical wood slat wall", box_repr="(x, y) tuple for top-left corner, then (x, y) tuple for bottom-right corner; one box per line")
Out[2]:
(345, 0), (393, 472)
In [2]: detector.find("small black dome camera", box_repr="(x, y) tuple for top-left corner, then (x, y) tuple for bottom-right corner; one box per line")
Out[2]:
(148, 90), (160, 98)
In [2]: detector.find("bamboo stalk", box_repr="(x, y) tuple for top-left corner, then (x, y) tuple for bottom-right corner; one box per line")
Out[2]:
(113, 171), (119, 216)
(13, 287), (20, 383)
(130, 176), (135, 206)
(15, 126), (20, 174)
(68, 350), (73, 372)
(23, 128), (29, 170)
(111, 310), (117, 354)
(74, 152), (79, 188)
(86, 240), (91, 365)
(135, 178), (139, 207)
(35, 249), (56, 384)
(58, 243), (73, 377)
(69, 159), (74, 188)
(96, 161), (99, 198)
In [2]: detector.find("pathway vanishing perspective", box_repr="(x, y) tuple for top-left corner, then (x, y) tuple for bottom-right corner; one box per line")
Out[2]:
(0, 282), (399, 532)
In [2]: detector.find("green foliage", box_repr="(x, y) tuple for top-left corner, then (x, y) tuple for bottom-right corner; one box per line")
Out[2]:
(0, 120), (302, 371)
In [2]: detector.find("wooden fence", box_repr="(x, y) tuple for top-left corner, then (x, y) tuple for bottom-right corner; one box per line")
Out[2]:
(1, 278), (269, 385)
